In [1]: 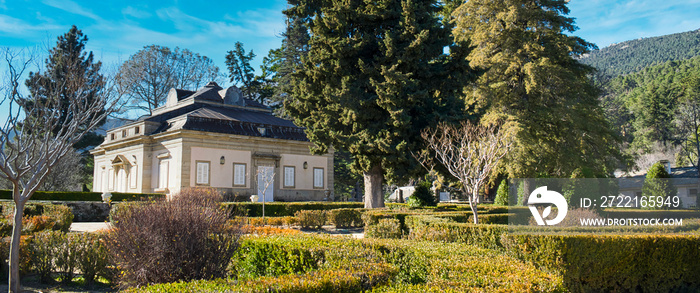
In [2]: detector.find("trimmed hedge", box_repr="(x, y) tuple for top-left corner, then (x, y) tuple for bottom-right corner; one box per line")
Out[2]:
(503, 234), (700, 293)
(110, 192), (166, 202)
(225, 201), (364, 217)
(328, 208), (364, 228)
(0, 190), (164, 202)
(405, 215), (508, 250)
(0, 190), (102, 201)
(131, 264), (397, 293)
(134, 235), (563, 292)
(603, 208), (700, 219)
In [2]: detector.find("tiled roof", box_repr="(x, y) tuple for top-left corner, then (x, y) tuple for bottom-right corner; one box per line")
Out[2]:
(136, 83), (306, 141)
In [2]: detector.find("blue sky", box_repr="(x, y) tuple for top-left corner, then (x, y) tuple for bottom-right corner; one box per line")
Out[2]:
(2, 0), (699, 76)
(1, 0), (700, 120)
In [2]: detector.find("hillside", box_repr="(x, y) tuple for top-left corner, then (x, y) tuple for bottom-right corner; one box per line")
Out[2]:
(580, 29), (700, 78)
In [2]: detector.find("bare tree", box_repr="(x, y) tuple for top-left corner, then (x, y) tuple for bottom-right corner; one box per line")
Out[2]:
(0, 48), (118, 292)
(117, 45), (221, 115)
(255, 167), (275, 225)
(419, 121), (513, 224)
(0, 147), (83, 191)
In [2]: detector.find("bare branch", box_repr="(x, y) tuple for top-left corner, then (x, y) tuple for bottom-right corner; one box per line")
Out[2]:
(419, 120), (513, 223)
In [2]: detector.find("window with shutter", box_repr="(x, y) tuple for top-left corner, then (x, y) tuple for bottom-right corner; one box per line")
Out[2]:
(196, 161), (210, 185)
(284, 166), (295, 188)
(313, 168), (324, 188)
(233, 163), (246, 186)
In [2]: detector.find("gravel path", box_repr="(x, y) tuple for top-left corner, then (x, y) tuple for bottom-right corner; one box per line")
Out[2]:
(70, 222), (111, 233)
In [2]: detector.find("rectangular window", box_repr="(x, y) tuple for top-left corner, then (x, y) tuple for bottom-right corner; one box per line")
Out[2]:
(283, 166), (295, 188)
(134, 126), (140, 134)
(691, 189), (698, 196)
(110, 133), (116, 140)
(313, 168), (324, 188)
(122, 129), (127, 137)
(159, 160), (169, 188)
(196, 161), (210, 185)
(233, 163), (246, 186)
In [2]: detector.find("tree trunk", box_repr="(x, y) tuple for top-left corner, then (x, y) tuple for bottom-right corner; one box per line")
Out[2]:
(9, 186), (25, 293)
(522, 179), (532, 205)
(363, 164), (384, 209)
(470, 189), (479, 224)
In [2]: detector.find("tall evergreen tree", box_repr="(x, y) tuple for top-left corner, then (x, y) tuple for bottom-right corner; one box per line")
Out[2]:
(24, 25), (105, 149)
(270, 16), (311, 117)
(453, 0), (621, 178)
(225, 42), (260, 101)
(286, 0), (469, 208)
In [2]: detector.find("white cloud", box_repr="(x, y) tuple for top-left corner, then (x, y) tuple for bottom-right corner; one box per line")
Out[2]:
(122, 6), (151, 19)
(0, 14), (62, 35)
(41, 0), (101, 21)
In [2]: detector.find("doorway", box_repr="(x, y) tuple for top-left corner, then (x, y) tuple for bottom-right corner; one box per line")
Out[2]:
(256, 166), (275, 202)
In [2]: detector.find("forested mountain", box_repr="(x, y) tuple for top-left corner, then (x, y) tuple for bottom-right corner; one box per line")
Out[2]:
(580, 29), (700, 78)
(601, 55), (700, 170)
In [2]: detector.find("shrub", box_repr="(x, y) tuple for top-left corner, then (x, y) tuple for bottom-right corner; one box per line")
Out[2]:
(410, 181), (436, 207)
(27, 231), (64, 283)
(0, 236), (33, 278)
(406, 196), (421, 208)
(75, 232), (109, 285)
(327, 208), (363, 228)
(0, 218), (11, 238)
(2, 203), (73, 234)
(22, 215), (56, 234)
(54, 233), (82, 284)
(366, 218), (403, 239)
(44, 205), (74, 232)
(107, 187), (241, 289)
(295, 210), (327, 229)
(494, 179), (509, 206)
(641, 162), (677, 210)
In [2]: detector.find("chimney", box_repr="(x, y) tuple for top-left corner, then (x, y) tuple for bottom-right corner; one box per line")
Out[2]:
(659, 160), (671, 175)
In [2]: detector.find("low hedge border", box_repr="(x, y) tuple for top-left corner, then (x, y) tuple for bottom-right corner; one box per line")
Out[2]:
(225, 202), (364, 217)
(0, 190), (164, 202)
(405, 215), (508, 250)
(131, 263), (397, 293)
(502, 234), (700, 293)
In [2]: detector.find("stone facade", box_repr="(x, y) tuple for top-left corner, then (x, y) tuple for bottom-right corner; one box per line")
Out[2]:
(91, 82), (333, 201)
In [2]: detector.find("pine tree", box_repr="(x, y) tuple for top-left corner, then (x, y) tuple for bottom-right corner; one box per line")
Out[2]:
(453, 0), (621, 178)
(285, 0), (469, 208)
(24, 25), (105, 147)
(225, 42), (259, 101)
(270, 16), (310, 117)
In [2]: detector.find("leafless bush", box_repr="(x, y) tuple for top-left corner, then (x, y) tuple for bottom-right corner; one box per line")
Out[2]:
(107, 188), (240, 289)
